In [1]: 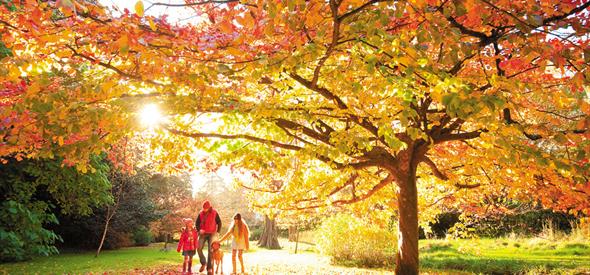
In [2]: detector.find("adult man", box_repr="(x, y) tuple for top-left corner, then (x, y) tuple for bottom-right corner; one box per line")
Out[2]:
(195, 200), (222, 274)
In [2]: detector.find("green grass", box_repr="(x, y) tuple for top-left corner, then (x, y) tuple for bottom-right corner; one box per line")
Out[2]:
(419, 238), (590, 274)
(0, 243), (181, 275)
(2, 238), (589, 274)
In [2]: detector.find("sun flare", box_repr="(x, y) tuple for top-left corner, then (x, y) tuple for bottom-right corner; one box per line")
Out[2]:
(139, 104), (163, 127)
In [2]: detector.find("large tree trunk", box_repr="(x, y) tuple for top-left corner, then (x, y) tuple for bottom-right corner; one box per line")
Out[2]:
(257, 215), (281, 249)
(394, 153), (420, 275)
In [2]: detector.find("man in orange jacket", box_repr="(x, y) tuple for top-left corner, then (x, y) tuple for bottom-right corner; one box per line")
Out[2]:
(195, 200), (222, 274)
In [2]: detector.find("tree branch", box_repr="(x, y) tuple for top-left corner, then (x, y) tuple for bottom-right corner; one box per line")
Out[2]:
(67, 45), (166, 87)
(164, 125), (302, 151)
(422, 156), (449, 180)
(338, 0), (390, 22)
(503, 108), (587, 140)
(269, 173), (394, 210)
(148, 0), (256, 8)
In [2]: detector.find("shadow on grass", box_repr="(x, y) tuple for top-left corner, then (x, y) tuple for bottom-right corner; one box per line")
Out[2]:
(420, 251), (588, 274)
(420, 256), (553, 274)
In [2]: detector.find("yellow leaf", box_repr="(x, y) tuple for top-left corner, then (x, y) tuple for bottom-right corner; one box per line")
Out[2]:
(28, 82), (41, 95)
(8, 65), (22, 80)
(116, 35), (129, 54)
(148, 18), (157, 31)
(58, 136), (64, 146)
(219, 21), (234, 33)
(135, 1), (144, 17)
(101, 80), (117, 92)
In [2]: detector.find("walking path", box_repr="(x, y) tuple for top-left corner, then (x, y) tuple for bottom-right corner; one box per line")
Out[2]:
(149, 248), (392, 274)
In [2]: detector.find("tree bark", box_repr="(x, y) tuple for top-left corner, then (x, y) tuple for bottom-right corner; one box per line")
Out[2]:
(96, 207), (114, 257)
(294, 226), (299, 254)
(96, 172), (124, 257)
(257, 215), (281, 249)
(394, 152), (420, 275)
(288, 225), (297, 242)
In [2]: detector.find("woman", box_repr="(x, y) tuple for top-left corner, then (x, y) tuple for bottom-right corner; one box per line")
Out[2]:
(219, 213), (250, 275)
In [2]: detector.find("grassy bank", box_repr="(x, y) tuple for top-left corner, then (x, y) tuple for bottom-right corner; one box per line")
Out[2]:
(420, 238), (590, 274)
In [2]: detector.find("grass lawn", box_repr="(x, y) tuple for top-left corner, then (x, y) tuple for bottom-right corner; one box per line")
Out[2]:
(0, 244), (181, 274)
(420, 238), (590, 274)
(1, 238), (589, 274)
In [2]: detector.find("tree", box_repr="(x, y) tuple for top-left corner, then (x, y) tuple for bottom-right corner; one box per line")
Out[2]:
(2, 1), (590, 273)
(0, 155), (111, 261)
(257, 215), (281, 249)
(147, 173), (192, 250)
(55, 165), (162, 251)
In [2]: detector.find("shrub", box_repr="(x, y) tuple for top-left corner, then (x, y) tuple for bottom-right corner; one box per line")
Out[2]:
(133, 226), (153, 246)
(249, 226), (263, 241)
(0, 200), (60, 262)
(569, 218), (590, 242)
(317, 213), (396, 268)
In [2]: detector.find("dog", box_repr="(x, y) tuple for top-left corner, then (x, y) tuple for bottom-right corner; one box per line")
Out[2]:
(211, 241), (224, 274)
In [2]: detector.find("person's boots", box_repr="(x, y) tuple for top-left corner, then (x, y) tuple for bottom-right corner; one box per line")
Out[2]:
(182, 262), (187, 274)
(199, 264), (206, 273)
(188, 260), (192, 274)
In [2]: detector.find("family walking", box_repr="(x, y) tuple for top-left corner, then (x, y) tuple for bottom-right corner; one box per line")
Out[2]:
(177, 200), (250, 275)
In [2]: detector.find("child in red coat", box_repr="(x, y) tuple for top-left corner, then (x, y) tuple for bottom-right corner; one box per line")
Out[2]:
(177, 218), (199, 274)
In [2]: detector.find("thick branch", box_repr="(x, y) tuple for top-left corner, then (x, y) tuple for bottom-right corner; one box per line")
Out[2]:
(422, 156), (449, 180)
(288, 72), (382, 143)
(435, 129), (486, 143)
(503, 108), (587, 141)
(454, 182), (481, 189)
(338, 0), (390, 22)
(269, 173), (394, 210)
(289, 72), (348, 109)
(274, 118), (332, 146)
(164, 126), (302, 151)
(543, 1), (590, 25)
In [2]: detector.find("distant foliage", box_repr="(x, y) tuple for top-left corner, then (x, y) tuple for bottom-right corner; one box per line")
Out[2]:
(53, 167), (161, 250)
(133, 226), (153, 246)
(249, 226), (263, 242)
(446, 210), (576, 239)
(317, 214), (396, 268)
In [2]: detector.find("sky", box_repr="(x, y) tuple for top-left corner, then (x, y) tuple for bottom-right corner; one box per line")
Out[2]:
(98, 0), (204, 24)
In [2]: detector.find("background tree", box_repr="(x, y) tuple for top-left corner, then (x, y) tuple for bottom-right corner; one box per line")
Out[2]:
(54, 166), (163, 251)
(257, 215), (281, 249)
(147, 173), (192, 250)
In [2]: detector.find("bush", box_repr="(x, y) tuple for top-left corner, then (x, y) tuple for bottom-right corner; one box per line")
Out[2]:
(317, 213), (396, 268)
(0, 200), (60, 262)
(249, 226), (263, 241)
(444, 210), (577, 239)
(133, 226), (153, 246)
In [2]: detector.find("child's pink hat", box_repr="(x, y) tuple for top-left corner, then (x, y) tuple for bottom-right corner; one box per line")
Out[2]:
(202, 200), (211, 209)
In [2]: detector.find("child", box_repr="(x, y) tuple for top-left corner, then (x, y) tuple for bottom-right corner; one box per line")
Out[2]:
(177, 218), (198, 274)
(219, 213), (250, 275)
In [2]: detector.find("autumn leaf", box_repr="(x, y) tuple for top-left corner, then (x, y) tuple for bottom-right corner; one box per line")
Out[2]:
(135, 1), (144, 17)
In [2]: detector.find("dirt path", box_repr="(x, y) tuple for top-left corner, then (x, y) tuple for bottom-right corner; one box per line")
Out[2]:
(151, 249), (393, 274)
(243, 249), (392, 274)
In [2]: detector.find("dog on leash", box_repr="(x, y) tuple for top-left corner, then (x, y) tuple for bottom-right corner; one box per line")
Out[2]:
(211, 241), (224, 274)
